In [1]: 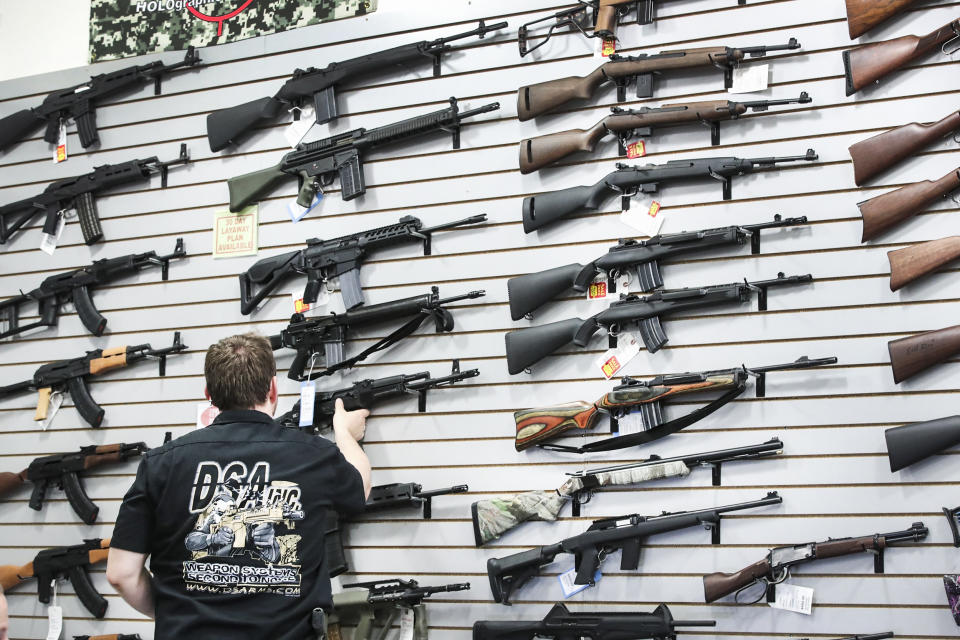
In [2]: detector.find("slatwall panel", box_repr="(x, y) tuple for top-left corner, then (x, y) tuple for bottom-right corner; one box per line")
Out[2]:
(1, 0), (959, 637)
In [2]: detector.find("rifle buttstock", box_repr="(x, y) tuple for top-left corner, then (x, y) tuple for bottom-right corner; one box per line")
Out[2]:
(513, 401), (600, 451)
(703, 557), (771, 602)
(889, 324), (960, 383)
(888, 236), (960, 291)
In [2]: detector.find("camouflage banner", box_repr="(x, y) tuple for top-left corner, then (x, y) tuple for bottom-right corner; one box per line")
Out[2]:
(89, 0), (377, 62)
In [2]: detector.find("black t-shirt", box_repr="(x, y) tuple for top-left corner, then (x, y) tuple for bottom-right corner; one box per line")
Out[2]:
(112, 410), (366, 640)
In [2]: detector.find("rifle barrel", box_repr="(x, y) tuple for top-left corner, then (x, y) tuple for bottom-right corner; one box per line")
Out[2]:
(420, 214), (488, 234)
(748, 355), (838, 374)
(566, 438), (784, 476)
(458, 102), (500, 119)
(741, 92), (811, 108)
(741, 215), (808, 232)
(436, 290), (485, 305)
(418, 484), (469, 498)
(406, 368), (480, 390)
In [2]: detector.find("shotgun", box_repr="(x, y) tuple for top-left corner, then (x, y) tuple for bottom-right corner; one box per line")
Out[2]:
(846, 0), (923, 39)
(849, 109), (960, 185)
(888, 236), (960, 290)
(859, 167), (960, 241)
(888, 324), (960, 383)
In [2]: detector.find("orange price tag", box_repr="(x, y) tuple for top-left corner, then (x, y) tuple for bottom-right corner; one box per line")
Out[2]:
(626, 141), (646, 159)
(588, 281), (608, 300)
(601, 356), (622, 378)
(294, 297), (310, 313)
(648, 201), (661, 217)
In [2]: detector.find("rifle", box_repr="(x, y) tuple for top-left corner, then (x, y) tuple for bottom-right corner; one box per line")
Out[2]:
(888, 323), (960, 383)
(326, 579), (471, 640)
(239, 214), (486, 314)
(487, 492), (782, 604)
(0, 331), (186, 428)
(0, 538), (111, 618)
(846, 0), (922, 38)
(519, 94), (812, 172)
(73, 636), (143, 640)
(508, 215), (808, 319)
(703, 522), (929, 603)
(0, 143), (190, 246)
(210, 503), (305, 550)
(517, 38), (800, 120)
(843, 19), (960, 95)
(0, 237), (186, 339)
(505, 273), (814, 374)
(270, 287), (484, 381)
(472, 438), (783, 545)
(888, 235), (960, 291)
(521, 150), (817, 233)
(276, 360), (479, 432)
(514, 357), (833, 452)
(849, 109), (960, 185)
(207, 20), (506, 150)
(859, 167), (960, 241)
(886, 415), (960, 471)
(0, 442), (148, 524)
(0, 47), (200, 152)
(228, 97), (499, 212)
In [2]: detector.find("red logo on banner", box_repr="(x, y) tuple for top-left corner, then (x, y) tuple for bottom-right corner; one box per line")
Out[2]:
(187, 0), (255, 36)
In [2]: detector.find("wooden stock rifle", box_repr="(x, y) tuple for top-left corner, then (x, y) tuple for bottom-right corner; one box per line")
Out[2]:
(846, 0), (924, 39)
(849, 109), (960, 185)
(858, 167), (960, 241)
(889, 324), (960, 383)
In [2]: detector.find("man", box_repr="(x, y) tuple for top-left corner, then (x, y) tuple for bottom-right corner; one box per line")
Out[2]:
(107, 333), (371, 639)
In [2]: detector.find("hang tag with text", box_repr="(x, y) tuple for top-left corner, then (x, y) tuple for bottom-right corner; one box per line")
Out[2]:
(620, 200), (663, 236)
(617, 410), (647, 435)
(626, 140), (646, 159)
(399, 607), (415, 640)
(559, 565), (602, 597)
(729, 64), (769, 93)
(196, 403), (220, 429)
(39, 211), (67, 255)
(768, 583), (813, 615)
(45, 580), (62, 640)
(285, 105), (316, 148)
(53, 120), (68, 164)
(596, 332), (640, 379)
(40, 391), (64, 430)
(288, 192), (323, 223)
(299, 380), (316, 429)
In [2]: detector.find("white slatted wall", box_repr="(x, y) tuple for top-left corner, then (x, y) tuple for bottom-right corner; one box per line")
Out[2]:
(1, 0), (959, 637)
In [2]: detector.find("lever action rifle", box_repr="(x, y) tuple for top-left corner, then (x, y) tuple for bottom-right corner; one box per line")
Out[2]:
(0, 238), (186, 339)
(0, 143), (190, 246)
(843, 19), (960, 95)
(277, 360), (479, 432)
(270, 287), (484, 380)
(487, 492), (782, 604)
(207, 20), (506, 150)
(517, 38), (800, 120)
(228, 97), (499, 212)
(859, 167), (960, 241)
(0, 538), (112, 618)
(509, 215), (808, 319)
(0, 48), (201, 153)
(514, 357), (833, 452)
(472, 438), (783, 545)
(520, 93), (812, 173)
(0, 442), (148, 524)
(703, 522), (929, 603)
(887, 235), (960, 291)
(239, 214), (486, 314)
(888, 324), (960, 383)
(505, 273), (814, 374)
(885, 415), (960, 471)
(849, 109), (960, 185)
(522, 150), (817, 233)
(846, 0), (922, 38)
(0, 331), (187, 428)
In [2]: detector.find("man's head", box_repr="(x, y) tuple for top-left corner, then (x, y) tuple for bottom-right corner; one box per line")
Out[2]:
(204, 333), (278, 415)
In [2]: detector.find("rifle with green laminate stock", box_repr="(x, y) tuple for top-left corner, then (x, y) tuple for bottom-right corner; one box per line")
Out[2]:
(858, 167), (960, 241)
(888, 324), (960, 383)
(849, 109), (960, 185)
(846, 0), (922, 38)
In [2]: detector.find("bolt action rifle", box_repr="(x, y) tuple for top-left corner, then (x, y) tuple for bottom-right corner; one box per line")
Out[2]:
(888, 323), (960, 383)
(520, 93), (811, 173)
(521, 150), (817, 233)
(846, 0), (922, 38)
(0, 238), (185, 339)
(0, 331), (186, 427)
(858, 167), (960, 241)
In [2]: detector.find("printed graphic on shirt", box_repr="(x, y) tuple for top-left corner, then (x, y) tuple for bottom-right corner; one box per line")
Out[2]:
(182, 461), (305, 596)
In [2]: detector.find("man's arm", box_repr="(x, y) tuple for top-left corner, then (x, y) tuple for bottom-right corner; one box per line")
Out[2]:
(332, 398), (372, 498)
(106, 548), (156, 618)
(0, 584), (8, 640)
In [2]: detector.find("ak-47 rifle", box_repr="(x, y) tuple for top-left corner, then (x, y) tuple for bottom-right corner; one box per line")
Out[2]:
(508, 215), (808, 319)
(859, 167), (960, 241)
(846, 0), (922, 38)
(887, 235), (960, 291)
(517, 38), (800, 119)
(849, 109), (960, 185)
(888, 324), (960, 383)
(519, 94), (811, 173)
(0, 238), (186, 339)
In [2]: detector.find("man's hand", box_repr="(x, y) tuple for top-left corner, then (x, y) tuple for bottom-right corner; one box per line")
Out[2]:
(210, 526), (235, 548)
(251, 522), (276, 548)
(333, 398), (369, 442)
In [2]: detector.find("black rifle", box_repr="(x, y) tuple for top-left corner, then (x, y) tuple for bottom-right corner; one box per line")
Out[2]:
(505, 272), (812, 374)
(0, 238), (186, 339)
(228, 97), (499, 212)
(0, 48), (201, 152)
(508, 215), (808, 319)
(270, 287), (484, 381)
(366, 482), (469, 519)
(73, 635), (143, 640)
(522, 150), (817, 233)
(240, 214), (486, 314)
(487, 491), (782, 604)
(277, 360), (479, 432)
(207, 21), (506, 150)
(0, 332), (186, 428)
(0, 143), (190, 245)
(0, 442), (148, 524)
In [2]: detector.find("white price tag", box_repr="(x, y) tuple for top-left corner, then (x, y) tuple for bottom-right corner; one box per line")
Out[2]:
(39, 211), (67, 255)
(616, 410), (646, 435)
(284, 105), (316, 148)
(40, 392), (64, 430)
(287, 192), (323, 223)
(45, 605), (63, 640)
(596, 332), (641, 379)
(399, 607), (415, 640)
(728, 64), (770, 93)
(768, 583), (814, 614)
(619, 200), (664, 236)
(53, 120), (68, 163)
(196, 403), (220, 429)
(299, 380), (317, 429)
(558, 565), (602, 598)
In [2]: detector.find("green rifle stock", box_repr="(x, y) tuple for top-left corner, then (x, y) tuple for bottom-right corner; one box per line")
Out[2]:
(889, 323), (960, 383)
(859, 167), (960, 241)
(228, 163), (289, 212)
(846, 0), (923, 39)
(850, 109), (960, 185)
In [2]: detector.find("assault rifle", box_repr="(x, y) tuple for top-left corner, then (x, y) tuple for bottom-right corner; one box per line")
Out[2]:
(505, 273), (814, 374)
(0, 442), (148, 524)
(703, 522), (928, 603)
(521, 150), (817, 233)
(846, 0), (921, 38)
(487, 492), (782, 604)
(73, 635), (143, 640)
(843, 19), (960, 95)
(886, 416), (960, 471)
(239, 214), (486, 314)
(270, 287), (484, 380)
(207, 20), (506, 150)
(858, 167), (960, 241)
(888, 235), (960, 291)
(888, 324), (960, 383)
(517, 38), (800, 119)
(849, 109), (960, 185)
(0, 238), (185, 339)
(514, 358), (833, 452)
(472, 438), (783, 545)
(0, 47), (200, 152)
(508, 215), (808, 319)
(228, 97), (499, 212)
(520, 94), (811, 172)
(0, 538), (111, 618)
(0, 331), (186, 428)
(0, 143), (190, 246)
(277, 361), (479, 431)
